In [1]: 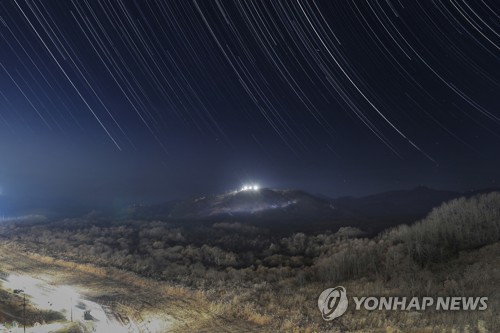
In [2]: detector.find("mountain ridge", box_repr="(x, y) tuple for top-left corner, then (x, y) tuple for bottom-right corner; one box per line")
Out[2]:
(124, 186), (500, 224)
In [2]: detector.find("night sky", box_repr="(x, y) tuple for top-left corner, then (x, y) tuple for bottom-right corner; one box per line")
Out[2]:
(0, 0), (499, 207)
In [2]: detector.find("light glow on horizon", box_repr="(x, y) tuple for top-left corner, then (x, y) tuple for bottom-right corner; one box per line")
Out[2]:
(240, 184), (260, 192)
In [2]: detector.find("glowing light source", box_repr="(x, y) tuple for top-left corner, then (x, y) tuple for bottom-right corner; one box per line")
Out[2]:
(240, 184), (260, 192)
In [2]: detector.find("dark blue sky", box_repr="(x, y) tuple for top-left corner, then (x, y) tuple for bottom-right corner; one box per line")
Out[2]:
(0, 0), (499, 207)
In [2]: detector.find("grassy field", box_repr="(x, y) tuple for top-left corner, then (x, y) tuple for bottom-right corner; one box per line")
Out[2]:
(0, 243), (265, 332)
(1, 240), (498, 332)
(0, 193), (499, 332)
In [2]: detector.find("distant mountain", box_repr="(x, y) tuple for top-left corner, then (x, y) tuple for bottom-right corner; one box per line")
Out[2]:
(4, 186), (498, 234)
(333, 186), (460, 218)
(327, 186), (500, 233)
(124, 186), (500, 234)
(127, 188), (338, 220)
(338, 186), (500, 217)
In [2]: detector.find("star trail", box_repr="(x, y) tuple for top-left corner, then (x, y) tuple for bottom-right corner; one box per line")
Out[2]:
(0, 0), (499, 205)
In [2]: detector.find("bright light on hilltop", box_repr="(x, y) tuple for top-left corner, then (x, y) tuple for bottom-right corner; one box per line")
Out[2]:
(240, 184), (260, 192)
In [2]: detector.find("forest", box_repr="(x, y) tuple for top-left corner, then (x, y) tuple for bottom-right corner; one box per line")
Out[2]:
(1, 192), (499, 332)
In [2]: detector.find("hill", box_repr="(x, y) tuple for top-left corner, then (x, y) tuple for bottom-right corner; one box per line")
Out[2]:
(124, 186), (499, 233)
